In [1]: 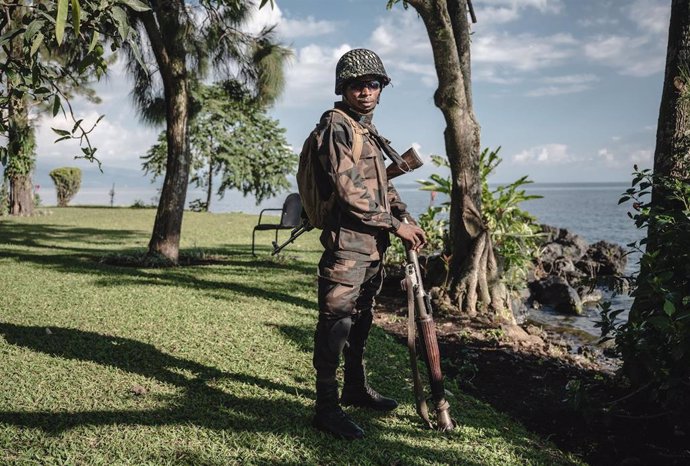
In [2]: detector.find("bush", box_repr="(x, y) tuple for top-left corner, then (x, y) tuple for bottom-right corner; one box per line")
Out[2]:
(389, 148), (542, 292)
(49, 167), (81, 207)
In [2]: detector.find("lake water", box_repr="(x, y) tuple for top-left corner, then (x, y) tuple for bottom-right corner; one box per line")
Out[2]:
(49, 181), (643, 337)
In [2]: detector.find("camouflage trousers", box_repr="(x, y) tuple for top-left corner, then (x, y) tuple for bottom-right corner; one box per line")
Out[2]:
(313, 253), (384, 384)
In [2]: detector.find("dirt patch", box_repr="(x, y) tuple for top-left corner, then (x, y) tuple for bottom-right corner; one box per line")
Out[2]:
(375, 280), (690, 466)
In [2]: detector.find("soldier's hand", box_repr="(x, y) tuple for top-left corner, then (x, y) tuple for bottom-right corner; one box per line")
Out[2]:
(394, 222), (427, 251)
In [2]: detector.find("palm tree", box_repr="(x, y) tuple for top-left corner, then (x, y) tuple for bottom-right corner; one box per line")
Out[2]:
(122, 0), (291, 262)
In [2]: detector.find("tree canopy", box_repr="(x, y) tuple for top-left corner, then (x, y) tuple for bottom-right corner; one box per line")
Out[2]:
(142, 80), (297, 210)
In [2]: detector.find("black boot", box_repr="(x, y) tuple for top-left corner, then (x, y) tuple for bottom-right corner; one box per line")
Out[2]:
(313, 381), (364, 440)
(341, 383), (398, 412)
(341, 309), (398, 412)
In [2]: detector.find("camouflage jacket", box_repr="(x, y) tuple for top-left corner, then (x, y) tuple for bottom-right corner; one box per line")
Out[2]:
(316, 101), (411, 261)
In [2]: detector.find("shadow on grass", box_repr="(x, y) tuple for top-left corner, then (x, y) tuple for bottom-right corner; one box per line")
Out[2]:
(268, 323), (314, 354)
(0, 323), (574, 465)
(0, 323), (310, 432)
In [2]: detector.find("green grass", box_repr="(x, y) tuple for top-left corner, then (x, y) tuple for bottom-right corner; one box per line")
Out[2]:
(0, 208), (582, 465)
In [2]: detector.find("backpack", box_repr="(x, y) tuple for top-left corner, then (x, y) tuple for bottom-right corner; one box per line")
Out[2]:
(296, 108), (367, 229)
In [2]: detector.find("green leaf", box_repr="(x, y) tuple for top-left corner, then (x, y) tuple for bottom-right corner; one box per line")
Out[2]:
(648, 315), (671, 331)
(119, 0), (150, 12)
(0, 27), (22, 48)
(71, 119), (84, 134)
(71, 0), (81, 36)
(51, 127), (71, 137)
(24, 19), (45, 40)
(30, 33), (44, 57)
(111, 6), (129, 41)
(663, 300), (676, 317)
(88, 30), (100, 53)
(127, 39), (146, 73)
(55, 0), (69, 45)
(52, 95), (61, 117)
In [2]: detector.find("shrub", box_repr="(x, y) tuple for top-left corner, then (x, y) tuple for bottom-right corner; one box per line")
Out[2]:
(388, 148), (542, 292)
(49, 167), (81, 207)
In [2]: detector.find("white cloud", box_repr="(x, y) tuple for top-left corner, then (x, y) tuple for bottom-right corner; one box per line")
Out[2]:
(597, 144), (654, 168)
(584, 34), (664, 77)
(480, 0), (563, 14)
(280, 44), (351, 107)
(512, 144), (573, 164)
(598, 148), (616, 165)
(630, 149), (653, 164)
(474, 33), (578, 72)
(526, 84), (592, 97)
(581, 0), (669, 78)
(242, 2), (283, 36)
(577, 17), (620, 28)
(474, 7), (519, 25)
(370, 9), (430, 60)
(525, 74), (598, 96)
(475, 0), (563, 25)
(278, 16), (338, 39)
(541, 74), (598, 84)
(628, 0), (668, 34)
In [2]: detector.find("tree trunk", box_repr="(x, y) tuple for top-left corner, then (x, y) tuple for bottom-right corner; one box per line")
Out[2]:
(142, 4), (190, 262)
(206, 158), (213, 211)
(9, 175), (33, 215)
(631, 0), (690, 317)
(5, 5), (35, 217)
(6, 98), (35, 216)
(408, 0), (513, 323)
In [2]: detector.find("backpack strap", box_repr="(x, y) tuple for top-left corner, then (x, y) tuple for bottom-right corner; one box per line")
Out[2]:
(328, 108), (367, 164)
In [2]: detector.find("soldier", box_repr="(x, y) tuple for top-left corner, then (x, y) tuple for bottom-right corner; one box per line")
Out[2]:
(311, 48), (427, 440)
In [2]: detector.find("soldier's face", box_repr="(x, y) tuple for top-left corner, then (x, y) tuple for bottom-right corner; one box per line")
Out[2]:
(344, 77), (382, 114)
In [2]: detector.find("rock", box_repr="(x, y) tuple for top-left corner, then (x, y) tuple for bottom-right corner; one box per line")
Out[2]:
(524, 324), (547, 339)
(577, 286), (603, 303)
(538, 225), (589, 263)
(529, 276), (583, 315)
(576, 241), (627, 276)
(130, 384), (147, 396)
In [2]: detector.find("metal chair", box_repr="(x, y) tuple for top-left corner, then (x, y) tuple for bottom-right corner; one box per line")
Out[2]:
(251, 193), (302, 256)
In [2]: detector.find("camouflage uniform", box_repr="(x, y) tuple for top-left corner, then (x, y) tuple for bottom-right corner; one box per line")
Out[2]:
(313, 101), (412, 385)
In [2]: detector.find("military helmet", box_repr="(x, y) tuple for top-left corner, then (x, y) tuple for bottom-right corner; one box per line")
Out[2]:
(335, 48), (391, 95)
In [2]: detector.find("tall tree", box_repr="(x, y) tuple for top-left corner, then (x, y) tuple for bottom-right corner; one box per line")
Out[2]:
(616, 0), (690, 400)
(4, 4), (35, 215)
(142, 80), (297, 211)
(388, 0), (513, 322)
(122, 0), (290, 262)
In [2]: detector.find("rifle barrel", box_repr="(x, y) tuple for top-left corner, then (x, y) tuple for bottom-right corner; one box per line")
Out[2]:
(271, 223), (310, 255)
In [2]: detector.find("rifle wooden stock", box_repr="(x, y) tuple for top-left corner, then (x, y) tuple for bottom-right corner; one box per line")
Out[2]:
(386, 147), (424, 180)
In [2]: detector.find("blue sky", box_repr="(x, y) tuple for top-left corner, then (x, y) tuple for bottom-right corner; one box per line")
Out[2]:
(32, 0), (670, 205)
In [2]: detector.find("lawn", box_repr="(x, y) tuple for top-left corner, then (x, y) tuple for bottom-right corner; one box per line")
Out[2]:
(0, 208), (582, 465)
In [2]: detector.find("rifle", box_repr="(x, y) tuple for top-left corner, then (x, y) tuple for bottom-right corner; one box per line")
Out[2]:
(272, 148), (424, 255)
(271, 220), (313, 255)
(402, 219), (455, 431)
